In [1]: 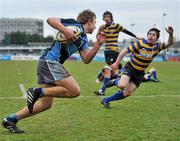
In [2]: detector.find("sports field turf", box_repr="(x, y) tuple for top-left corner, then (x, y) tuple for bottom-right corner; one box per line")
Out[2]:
(0, 61), (179, 141)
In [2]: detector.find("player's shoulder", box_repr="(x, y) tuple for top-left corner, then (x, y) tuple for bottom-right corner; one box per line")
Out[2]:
(114, 22), (121, 25)
(114, 22), (122, 27)
(112, 22), (123, 30)
(138, 39), (147, 45)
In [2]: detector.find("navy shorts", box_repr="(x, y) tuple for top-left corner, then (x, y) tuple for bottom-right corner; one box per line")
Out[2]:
(123, 62), (145, 87)
(104, 50), (119, 65)
(37, 59), (71, 84)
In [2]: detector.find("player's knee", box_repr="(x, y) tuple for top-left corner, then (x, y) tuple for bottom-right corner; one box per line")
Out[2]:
(124, 89), (133, 97)
(70, 86), (80, 98)
(118, 84), (126, 90)
(104, 68), (111, 76)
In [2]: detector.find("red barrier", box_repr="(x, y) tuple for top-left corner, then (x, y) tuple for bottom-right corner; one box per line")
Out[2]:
(168, 57), (180, 62)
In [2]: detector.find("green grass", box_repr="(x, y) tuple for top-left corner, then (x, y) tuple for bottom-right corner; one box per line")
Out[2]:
(0, 61), (180, 141)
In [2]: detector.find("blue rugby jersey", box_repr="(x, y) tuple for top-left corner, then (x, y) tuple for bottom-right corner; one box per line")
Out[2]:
(42, 18), (89, 64)
(127, 39), (166, 71)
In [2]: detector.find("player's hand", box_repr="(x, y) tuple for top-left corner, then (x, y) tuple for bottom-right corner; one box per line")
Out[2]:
(165, 26), (174, 34)
(96, 25), (105, 40)
(97, 31), (106, 45)
(63, 28), (77, 42)
(110, 63), (118, 70)
(99, 25), (105, 32)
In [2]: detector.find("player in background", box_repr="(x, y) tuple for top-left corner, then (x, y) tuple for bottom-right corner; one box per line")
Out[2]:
(142, 67), (160, 82)
(101, 26), (174, 108)
(2, 9), (105, 133)
(95, 63), (124, 84)
(94, 63), (124, 95)
(95, 11), (142, 95)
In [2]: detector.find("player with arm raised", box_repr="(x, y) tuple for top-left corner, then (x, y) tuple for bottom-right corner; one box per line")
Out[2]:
(101, 26), (174, 108)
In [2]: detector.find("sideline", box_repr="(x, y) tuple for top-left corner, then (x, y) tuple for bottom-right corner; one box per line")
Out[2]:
(19, 83), (27, 98)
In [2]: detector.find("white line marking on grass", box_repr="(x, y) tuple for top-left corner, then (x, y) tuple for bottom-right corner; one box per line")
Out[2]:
(19, 83), (27, 98)
(136, 95), (180, 98)
(79, 95), (180, 98)
(0, 95), (179, 100)
(0, 97), (25, 100)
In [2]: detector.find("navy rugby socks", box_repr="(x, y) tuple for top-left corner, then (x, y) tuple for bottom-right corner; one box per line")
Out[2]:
(34, 88), (44, 97)
(104, 91), (126, 103)
(152, 71), (157, 80)
(6, 113), (19, 124)
(114, 78), (120, 85)
(101, 77), (110, 93)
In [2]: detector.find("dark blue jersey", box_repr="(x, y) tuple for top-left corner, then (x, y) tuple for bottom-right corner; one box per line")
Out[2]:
(42, 18), (89, 64)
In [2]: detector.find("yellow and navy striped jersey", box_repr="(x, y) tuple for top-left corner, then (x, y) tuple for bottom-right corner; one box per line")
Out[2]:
(127, 39), (166, 71)
(102, 23), (125, 52)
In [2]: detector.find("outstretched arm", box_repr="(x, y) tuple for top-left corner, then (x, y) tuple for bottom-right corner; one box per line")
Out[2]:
(123, 29), (143, 40)
(79, 32), (105, 64)
(164, 26), (174, 48)
(96, 25), (105, 39)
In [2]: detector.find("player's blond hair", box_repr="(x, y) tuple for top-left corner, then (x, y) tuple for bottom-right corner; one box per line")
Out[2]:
(77, 9), (96, 24)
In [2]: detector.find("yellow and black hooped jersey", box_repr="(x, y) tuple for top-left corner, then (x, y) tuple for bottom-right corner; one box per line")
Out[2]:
(102, 23), (125, 52)
(127, 39), (166, 71)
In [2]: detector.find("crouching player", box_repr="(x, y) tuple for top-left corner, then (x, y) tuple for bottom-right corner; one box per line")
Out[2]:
(94, 63), (124, 95)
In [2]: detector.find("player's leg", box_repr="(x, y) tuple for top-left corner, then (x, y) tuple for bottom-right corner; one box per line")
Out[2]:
(96, 50), (119, 95)
(2, 84), (54, 133)
(106, 77), (120, 88)
(123, 81), (137, 97)
(27, 60), (80, 113)
(143, 73), (154, 82)
(151, 70), (159, 82)
(100, 67), (111, 94)
(27, 75), (80, 113)
(2, 76), (80, 133)
(43, 76), (80, 98)
(101, 79), (137, 108)
(148, 67), (159, 82)
(122, 71), (142, 97)
(2, 97), (54, 133)
(94, 66), (111, 95)
(101, 74), (130, 108)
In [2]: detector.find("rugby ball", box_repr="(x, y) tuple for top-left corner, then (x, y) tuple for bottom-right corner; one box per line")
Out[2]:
(56, 26), (81, 43)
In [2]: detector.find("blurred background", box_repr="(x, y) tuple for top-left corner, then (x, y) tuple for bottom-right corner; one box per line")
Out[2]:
(0, 0), (180, 62)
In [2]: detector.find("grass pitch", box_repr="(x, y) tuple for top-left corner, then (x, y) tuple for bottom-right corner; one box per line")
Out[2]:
(0, 61), (180, 141)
